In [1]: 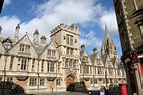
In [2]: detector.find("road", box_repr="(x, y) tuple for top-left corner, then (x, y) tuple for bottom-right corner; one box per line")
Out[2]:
(32, 89), (120, 95)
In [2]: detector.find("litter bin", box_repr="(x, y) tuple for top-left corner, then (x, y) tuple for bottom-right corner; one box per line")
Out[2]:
(119, 83), (128, 95)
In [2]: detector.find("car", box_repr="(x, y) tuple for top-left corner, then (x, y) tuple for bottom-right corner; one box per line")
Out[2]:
(0, 81), (24, 94)
(109, 83), (119, 90)
(109, 84), (114, 90)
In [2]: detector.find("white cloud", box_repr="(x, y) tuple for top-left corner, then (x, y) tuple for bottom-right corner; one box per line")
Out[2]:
(3, 0), (11, 8)
(80, 30), (102, 50)
(0, 16), (20, 37)
(1, 0), (100, 43)
(99, 11), (118, 36)
(0, 0), (121, 56)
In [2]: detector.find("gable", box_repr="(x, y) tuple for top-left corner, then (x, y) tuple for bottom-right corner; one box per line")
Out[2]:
(10, 34), (38, 58)
(40, 41), (59, 60)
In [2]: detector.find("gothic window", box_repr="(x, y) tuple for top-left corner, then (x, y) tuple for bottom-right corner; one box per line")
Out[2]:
(56, 78), (61, 86)
(70, 37), (73, 46)
(69, 60), (72, 68)
(21, 58), (27, 70)
(97, 58), (100, 65)
(52, 50), (55, 56)
(40, 78), (45, 86)
(32, 59), (35, 71)
(66, 48), (70, 55)
(19, 44), (24, 51)
(65, 59), (68, 68)
(70, 48), (73, 55)
(19, 44), (30, 52)
(94, 67), (96, 75)
(25, 45), (30, 52)
(66, 35), (69, 45)
(90, 66), (92, 74)
(73, 60), (76, 68)
(17, 58), (28, 71)
(9, 56), (14, 70)
(84, 66), (89, 74)
(47, 49), (51, 55)
(98, 67), (102, 75)
(29, 78), (37, 86)
(41, 60), (44, 72)
(17, 58), (21, 70)
(7, 77), (13, 82)
(109, 68), (113, 75)
(90, 79), (94, 84)
(47, 61), (55, 72)
(47, 49), (56, 56)
(94, 79), (98, 84)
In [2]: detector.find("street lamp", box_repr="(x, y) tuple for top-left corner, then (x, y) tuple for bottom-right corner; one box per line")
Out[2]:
(2, 37), (12, 94)
(105, 70), (108, 89)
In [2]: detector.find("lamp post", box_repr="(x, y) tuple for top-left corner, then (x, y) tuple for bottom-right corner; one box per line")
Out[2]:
(105, 70), (108, 89)
(2, 37), (12, 95)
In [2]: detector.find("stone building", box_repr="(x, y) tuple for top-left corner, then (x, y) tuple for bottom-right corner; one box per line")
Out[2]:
(0, 23), (125, 94)
(113, 0), (143, 95)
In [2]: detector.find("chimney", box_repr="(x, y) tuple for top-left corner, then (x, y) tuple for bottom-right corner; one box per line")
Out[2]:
(0, 26), (2, 35)
(33, 29), (39, 45)
(14, 24), (20, 43)
(40, 35), (47, 44)
(81, 44), (85, 51)
(93, 48), (98, 54)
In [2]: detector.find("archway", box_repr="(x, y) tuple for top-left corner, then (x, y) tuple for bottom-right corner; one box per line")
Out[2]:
(66, 75), (75, 91)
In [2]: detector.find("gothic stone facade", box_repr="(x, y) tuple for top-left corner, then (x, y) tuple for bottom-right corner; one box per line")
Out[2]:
(113, 0), (143, 95)
(0, 23), (126, 94)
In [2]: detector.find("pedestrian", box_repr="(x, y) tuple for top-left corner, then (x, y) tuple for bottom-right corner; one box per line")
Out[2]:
(10, 82), (16, 95)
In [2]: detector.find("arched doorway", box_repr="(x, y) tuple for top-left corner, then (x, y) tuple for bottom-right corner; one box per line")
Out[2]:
(66, 75), (75, 91)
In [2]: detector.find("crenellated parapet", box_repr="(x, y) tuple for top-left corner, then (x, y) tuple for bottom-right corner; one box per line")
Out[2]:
(50, 23), (79, 36)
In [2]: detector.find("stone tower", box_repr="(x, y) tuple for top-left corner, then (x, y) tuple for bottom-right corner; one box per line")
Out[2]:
(101, 24), (117, 58)
(50, 23), (80, 89)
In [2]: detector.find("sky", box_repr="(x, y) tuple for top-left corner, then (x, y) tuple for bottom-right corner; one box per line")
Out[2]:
(0, 0), (122, 58)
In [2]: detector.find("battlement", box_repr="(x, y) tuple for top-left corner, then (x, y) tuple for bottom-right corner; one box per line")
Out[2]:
(50, 23), (79, 36)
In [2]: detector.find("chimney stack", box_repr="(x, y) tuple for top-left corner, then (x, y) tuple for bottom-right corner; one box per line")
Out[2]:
(93, 48), (98, 54)
(33, 29), (39, 45)
(14, 24), (20, 43)
(81, 44), (85, 51)
(40, 35), (47, 44)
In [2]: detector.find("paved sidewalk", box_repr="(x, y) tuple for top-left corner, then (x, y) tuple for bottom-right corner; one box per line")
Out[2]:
(34, 91), (88, 95)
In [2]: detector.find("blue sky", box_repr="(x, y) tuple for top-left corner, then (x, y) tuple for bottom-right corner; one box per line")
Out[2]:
(0, 0), (122, 58)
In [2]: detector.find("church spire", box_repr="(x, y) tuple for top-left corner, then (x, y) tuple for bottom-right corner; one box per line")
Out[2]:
(105, 23), (111, 41)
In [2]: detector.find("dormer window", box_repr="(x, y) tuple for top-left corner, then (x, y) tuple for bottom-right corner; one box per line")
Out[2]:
(97, 58), (100, 64)
(47, 49), (56, 56)
(19, 44), (30, 52)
